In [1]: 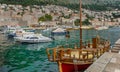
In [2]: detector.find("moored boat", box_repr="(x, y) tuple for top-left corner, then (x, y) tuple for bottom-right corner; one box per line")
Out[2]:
(94, 26), (108, 30)
(46, 37), (110, 72)
(14, 33), (53, 43)
(46, 0), (111, 72)
(51, 28), (68, 35)
(6, 25), (22, 38)
(81, 26), (93, 29)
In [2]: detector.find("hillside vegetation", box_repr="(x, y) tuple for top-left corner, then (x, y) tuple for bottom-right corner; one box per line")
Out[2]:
(0, 0), (120, 11)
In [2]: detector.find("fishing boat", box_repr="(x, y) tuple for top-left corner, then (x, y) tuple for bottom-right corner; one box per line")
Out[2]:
(14, 33), (52, 43)
(46, 0), (110, 72)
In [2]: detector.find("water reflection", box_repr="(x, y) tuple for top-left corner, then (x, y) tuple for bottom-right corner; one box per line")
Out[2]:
(26, 43), (52, 51)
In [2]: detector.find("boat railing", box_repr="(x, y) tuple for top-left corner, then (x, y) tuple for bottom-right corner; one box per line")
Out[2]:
(46, 37), (110, 63)
(46, 42), (110, 62)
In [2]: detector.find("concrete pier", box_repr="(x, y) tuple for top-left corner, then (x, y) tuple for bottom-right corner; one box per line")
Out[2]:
(85, 52), (120, 72)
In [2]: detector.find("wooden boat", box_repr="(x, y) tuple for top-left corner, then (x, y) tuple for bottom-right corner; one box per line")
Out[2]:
(46, 37), (110, 72)
(46, 0), (110, 72)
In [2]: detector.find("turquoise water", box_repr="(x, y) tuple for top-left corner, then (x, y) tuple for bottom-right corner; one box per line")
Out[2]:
(1, 27), (120, 72)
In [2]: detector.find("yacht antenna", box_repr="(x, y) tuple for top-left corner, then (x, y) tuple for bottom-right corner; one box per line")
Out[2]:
(80, 0), (82, 49)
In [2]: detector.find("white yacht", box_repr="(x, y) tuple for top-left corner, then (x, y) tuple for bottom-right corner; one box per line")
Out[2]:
(14, 34), (52, 43)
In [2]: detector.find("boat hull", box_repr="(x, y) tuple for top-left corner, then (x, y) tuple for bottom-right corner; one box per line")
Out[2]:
(59, 62), (91, 72)
(14, 37), (52, 43)
(7, 33), (16, 38)
(15, 39), (52, 43)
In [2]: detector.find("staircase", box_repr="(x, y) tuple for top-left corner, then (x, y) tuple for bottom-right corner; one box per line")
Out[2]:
(111, 39), (120, 53)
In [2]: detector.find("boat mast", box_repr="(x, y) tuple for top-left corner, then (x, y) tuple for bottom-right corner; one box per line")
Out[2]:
(80, 0), (82, 49)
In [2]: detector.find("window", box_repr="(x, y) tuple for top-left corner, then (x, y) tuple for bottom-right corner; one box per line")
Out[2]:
(30, 37), (38, 39)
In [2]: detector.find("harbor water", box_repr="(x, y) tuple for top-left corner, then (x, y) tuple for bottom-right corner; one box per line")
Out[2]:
(0, 27), (120, 72)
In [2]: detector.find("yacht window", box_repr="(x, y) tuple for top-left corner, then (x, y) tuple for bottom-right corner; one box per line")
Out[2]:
(30, 37), (38, 39)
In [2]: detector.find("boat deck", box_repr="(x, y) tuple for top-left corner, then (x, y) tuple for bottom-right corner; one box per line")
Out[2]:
(85, 52), (120, 72)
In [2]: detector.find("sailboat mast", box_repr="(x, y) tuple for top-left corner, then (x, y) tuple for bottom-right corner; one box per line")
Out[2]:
(80, 0), (82, 49)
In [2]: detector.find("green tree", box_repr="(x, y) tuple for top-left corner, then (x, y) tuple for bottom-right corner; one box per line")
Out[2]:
(38, 14), (52, 22)
(74, 19), (80, 26)
(86, 14), (94, 20)
(45, 14), (53, 21)
(82, 19), (91, 25)
(74, 19), (91, 26)
(38, 16), (45, 22)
